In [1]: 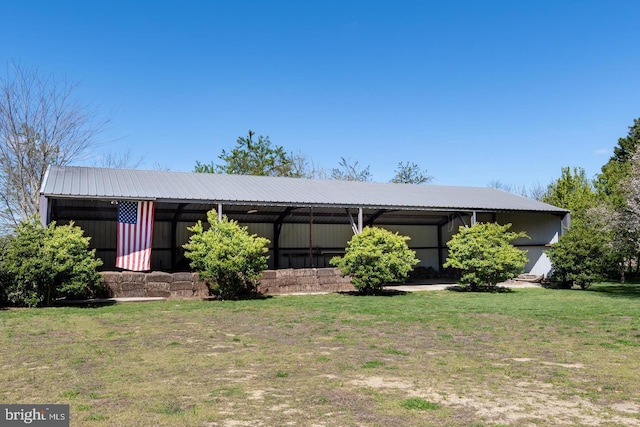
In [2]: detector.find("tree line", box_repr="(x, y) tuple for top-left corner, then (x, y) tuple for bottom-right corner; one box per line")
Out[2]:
(541, 118), (640, 284)
(193, 129), (433, 184)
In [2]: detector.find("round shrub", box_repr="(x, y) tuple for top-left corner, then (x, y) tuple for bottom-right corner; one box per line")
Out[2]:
(330, 226), (419, 294)
(183, 212), (270, 299)
(3, 219), (104, 307)
(444, 222), (528, 291)
(546, 225), (607, 290)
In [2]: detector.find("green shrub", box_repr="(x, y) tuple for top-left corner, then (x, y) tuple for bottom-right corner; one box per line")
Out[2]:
(2, 219), (104, 307)
(444, 222), (528, 291)
(546, 225), (606, 290)
(0, 234), (11, 305)
(183, 212), (270, 299)
(330, 226), (419, 294)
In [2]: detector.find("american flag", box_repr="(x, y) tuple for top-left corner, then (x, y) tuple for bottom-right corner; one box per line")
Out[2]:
(116, 201), (155, 271)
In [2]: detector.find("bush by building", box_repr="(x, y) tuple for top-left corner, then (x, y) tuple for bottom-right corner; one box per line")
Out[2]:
(1, 219), (104, 307)
(183, 212), (270, 299)
(330, 226), (419, 294)
(444, 222), (528, 291)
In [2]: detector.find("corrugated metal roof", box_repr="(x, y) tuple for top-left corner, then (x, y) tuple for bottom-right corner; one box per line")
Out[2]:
(41, 165), (568, 213)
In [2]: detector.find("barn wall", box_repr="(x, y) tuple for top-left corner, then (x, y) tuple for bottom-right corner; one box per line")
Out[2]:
(69, 219), (182, 271)
(440, 215), (469, 242)
(66, 209), (562, 276)
(440, 212), (560, 276)
(495, 212), (560, 276)
(272, 223), (440, 269)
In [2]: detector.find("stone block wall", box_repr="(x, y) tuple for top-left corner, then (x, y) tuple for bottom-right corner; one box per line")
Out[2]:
(259, 268), (354, 295)
(101, 271), (209, 299)
(101, 268), (354, 299)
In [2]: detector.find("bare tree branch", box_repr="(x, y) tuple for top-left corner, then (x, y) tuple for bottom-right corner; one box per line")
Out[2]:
(0, 63), (108, 231)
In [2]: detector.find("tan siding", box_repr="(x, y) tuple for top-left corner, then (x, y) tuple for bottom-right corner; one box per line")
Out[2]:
(414, 249), (439, 269)
(277, 223), (353, 249)
(495, 212), (560, 245)
(244, 223), (275, 242)
(441, 216), (467, 242)
(380, 225), (438, 247)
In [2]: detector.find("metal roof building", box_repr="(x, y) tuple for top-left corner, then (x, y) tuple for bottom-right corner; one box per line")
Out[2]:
(40, 166), (569, 274)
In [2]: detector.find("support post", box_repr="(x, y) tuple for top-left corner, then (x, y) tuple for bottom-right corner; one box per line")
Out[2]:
(171, 204), (187, 270)
(358, 207), (363, 233)
(437, 222), (444, 272)
(273, 207), (294, 269)
(217, 203), (223, 221)
(346, 209), (359, 235)
(39, 195), (49, 227)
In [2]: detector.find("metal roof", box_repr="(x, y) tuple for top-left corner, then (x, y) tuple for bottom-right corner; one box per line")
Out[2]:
(41, 165), (567, 214)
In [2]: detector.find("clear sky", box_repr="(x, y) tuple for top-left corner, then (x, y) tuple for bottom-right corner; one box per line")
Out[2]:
(1, 0), (639, 189)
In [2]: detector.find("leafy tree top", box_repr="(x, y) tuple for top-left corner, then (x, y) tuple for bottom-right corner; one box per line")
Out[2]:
(195, 130), (305, 178)
(595, 117), (640, 208)
(541, 166), (595, 224)
(611, 117), (640, 163)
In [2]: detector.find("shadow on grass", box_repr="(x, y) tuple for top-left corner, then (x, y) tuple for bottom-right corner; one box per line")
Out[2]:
(588, 282), (640, 299)
(54, 299), (118, 308)
(338, 289), (408, 297)
(204, 293), (273, 301)
(446, 285), (513, 293)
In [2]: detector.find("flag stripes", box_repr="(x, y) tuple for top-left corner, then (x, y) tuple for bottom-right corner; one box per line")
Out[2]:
(116, 200), (155, 271)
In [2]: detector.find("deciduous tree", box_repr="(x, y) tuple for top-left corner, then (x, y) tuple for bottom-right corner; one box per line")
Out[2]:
(331, 157), (372, 182)
(391, 161), (432, 184)
(541, 166), (596, 225)
(622, 150), (640, 248)
(595, 117), (640, 209)
(0, 64), (107, 232)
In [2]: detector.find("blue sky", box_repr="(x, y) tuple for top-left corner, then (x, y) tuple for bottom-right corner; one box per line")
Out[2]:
(2, 0), (639, 189)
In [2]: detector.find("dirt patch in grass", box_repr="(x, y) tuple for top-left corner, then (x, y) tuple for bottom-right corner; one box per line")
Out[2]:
(350, 374), (639, 426)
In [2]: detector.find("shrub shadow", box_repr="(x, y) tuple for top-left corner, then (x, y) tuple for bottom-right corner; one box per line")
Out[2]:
(338, 289), (408, 297)
(589, 283), (640, 299)
(446, 285), (513, 293)
(53, 299), (119, 308)
(541, 281), (640, 299)
(204, 293), (273, 301)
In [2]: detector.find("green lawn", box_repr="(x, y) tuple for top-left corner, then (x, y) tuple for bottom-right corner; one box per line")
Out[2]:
(1, 283), (639, 426)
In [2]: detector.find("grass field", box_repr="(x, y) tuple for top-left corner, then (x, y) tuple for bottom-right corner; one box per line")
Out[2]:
(1, 282), (639, 426)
